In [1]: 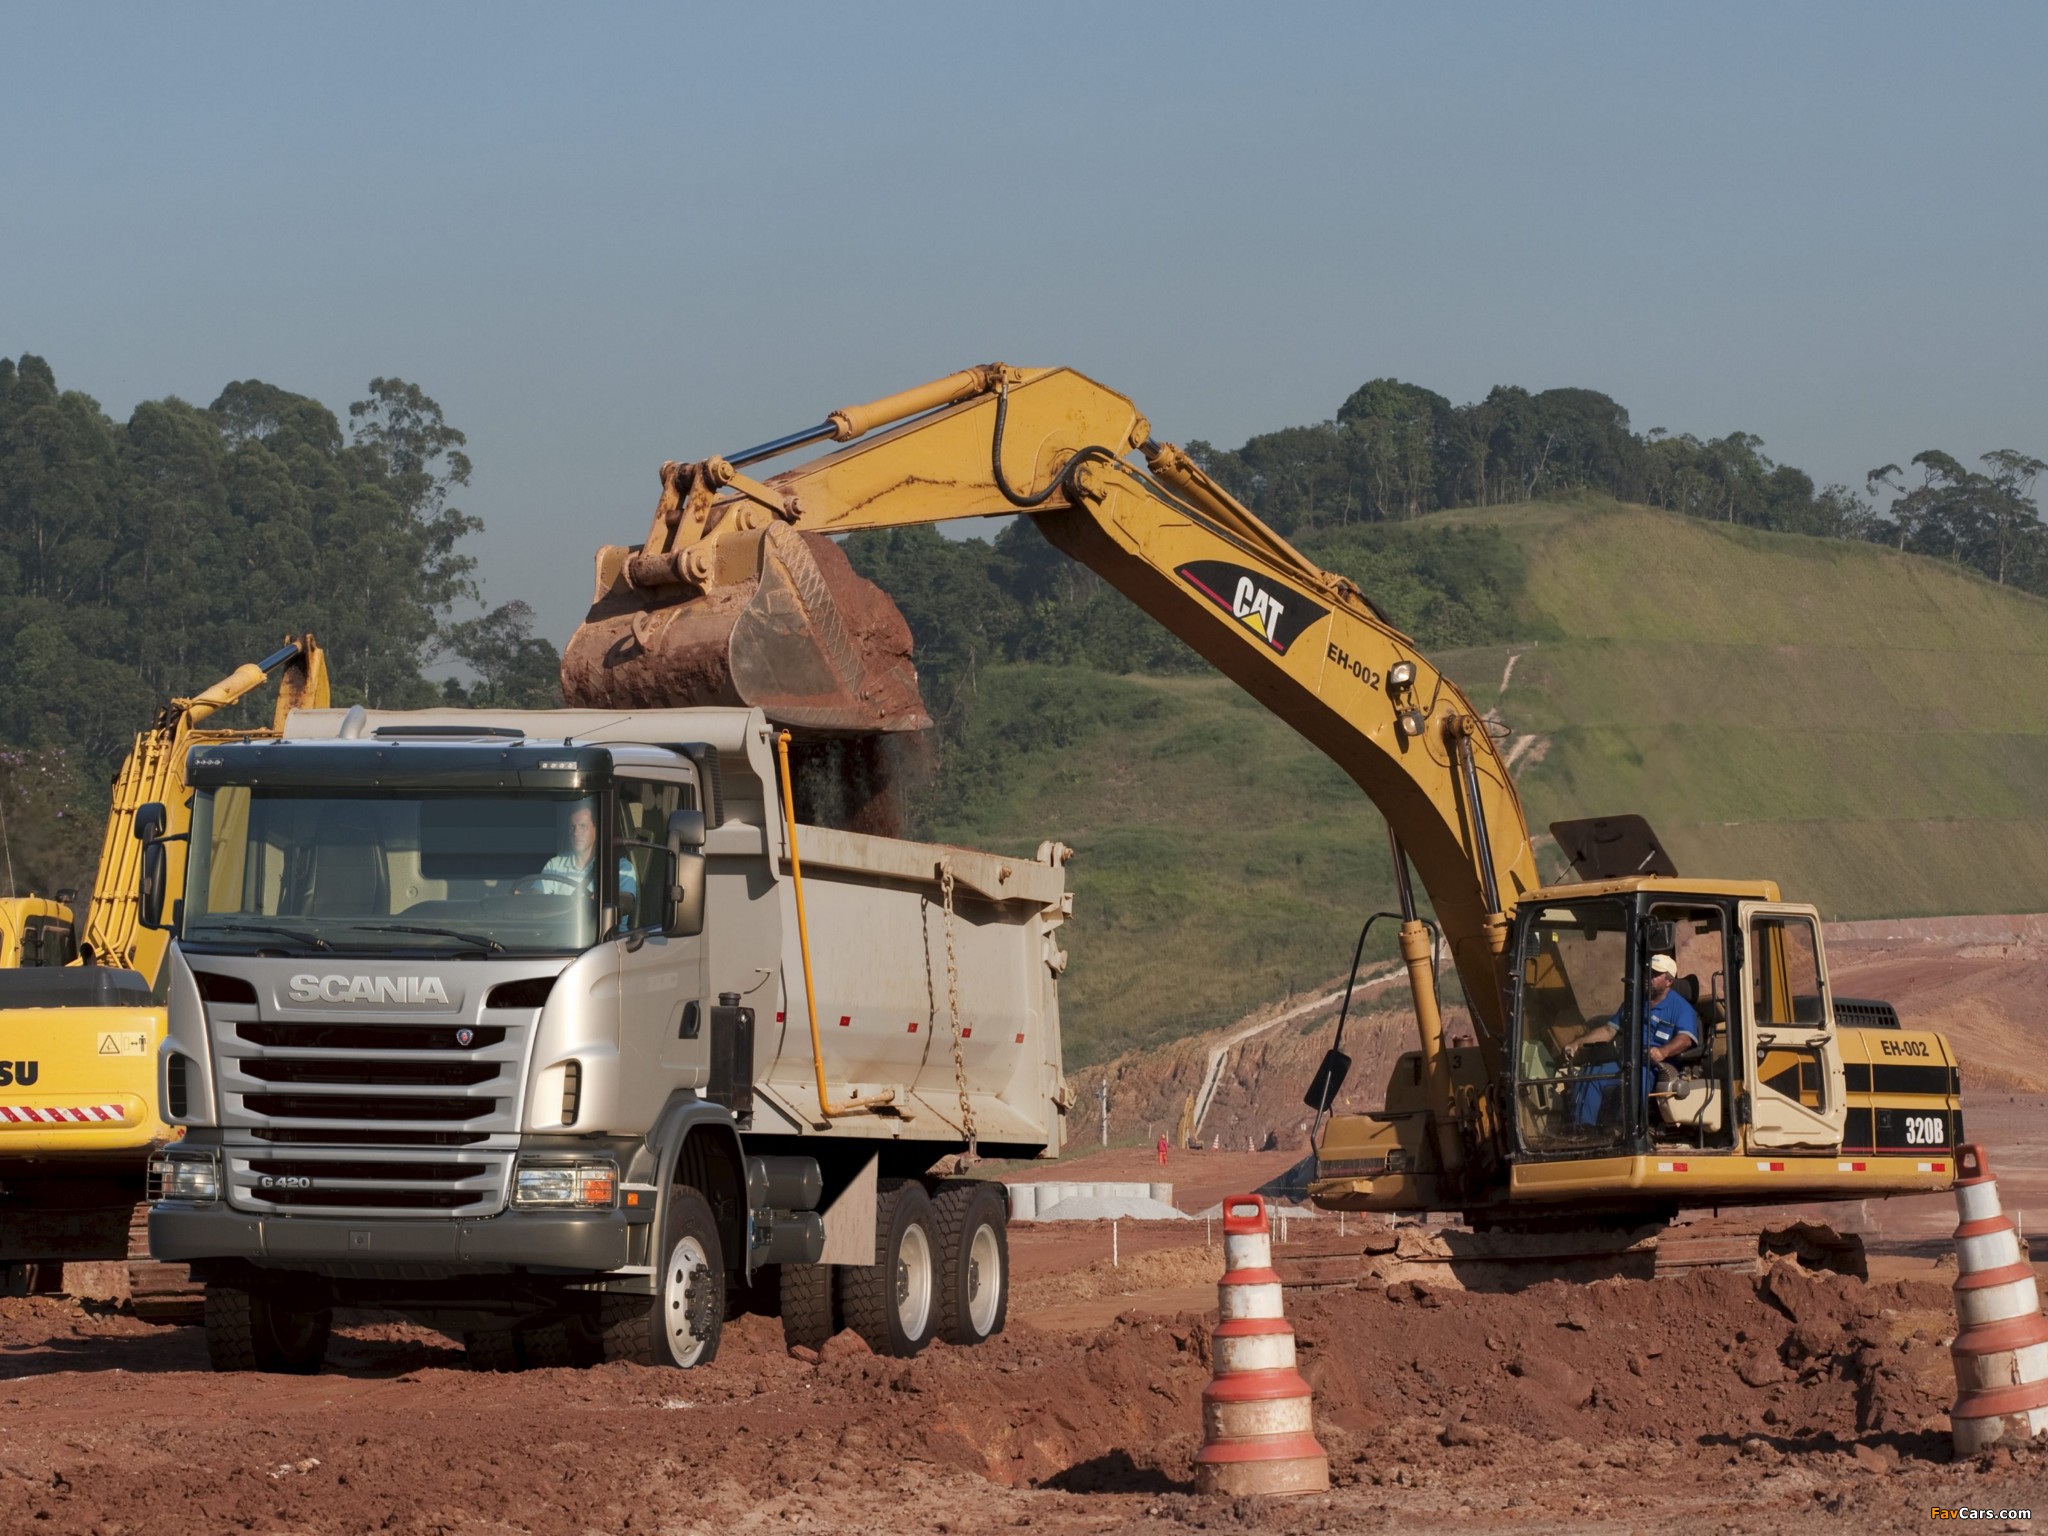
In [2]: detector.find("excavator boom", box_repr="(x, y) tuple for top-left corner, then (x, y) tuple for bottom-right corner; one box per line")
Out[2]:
(562, 367), (1541, 1065)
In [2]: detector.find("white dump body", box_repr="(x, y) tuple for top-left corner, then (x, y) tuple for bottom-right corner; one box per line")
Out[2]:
(282, 705), (1071, 1158)
(753, 820), (1070, 1149)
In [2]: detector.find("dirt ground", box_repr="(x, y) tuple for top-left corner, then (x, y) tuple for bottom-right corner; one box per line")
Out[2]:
(1, 926), (2041, 1534)
(4, 1152), (2045, 1535)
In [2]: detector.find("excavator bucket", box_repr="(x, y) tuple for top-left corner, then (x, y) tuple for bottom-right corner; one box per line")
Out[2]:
(561, 521), (931, 734)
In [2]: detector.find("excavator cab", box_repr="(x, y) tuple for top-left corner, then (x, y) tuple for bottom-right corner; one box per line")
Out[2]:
(1506, 890), (1741, 1163)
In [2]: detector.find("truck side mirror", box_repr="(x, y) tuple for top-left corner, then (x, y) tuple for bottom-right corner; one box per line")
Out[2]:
(666, 809), (706, 851)
(664, 809), (708, 938)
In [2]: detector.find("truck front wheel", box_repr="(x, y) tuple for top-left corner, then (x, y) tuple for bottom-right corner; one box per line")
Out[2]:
(933, 1181), (1009, 1345)
(601, 1186), (724, 1368)
(838, 1178), (938, 1357)
(204, 1285), (331, 1374)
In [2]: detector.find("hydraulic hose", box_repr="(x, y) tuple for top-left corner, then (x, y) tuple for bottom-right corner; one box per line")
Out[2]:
(774, 730), (892, 1120)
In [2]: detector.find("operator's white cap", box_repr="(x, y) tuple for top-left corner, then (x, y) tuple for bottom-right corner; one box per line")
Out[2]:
(1648, 953), (1679, 977)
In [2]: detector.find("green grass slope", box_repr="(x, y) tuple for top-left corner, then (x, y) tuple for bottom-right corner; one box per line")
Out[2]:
(923, 501), (2048, 1064)
(1443, 500), (2048, 918)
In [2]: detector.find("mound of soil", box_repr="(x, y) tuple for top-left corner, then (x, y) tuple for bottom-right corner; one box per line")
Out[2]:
(2, 1256), (2042, 1535)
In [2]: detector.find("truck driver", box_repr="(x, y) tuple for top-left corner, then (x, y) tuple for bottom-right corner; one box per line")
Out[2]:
(532, 804), (638, 903)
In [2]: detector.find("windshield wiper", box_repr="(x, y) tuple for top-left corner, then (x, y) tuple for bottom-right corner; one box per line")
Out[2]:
(351, 923), (505, 954)
(190, 922), (332, 951)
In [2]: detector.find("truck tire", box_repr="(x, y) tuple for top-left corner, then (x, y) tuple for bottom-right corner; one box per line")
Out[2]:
(600, 1186), (724, 1367)
(464, 1328), (522, 1372)
(519, 1319), (582, 1369)
(204, 1285), (331, 1374)
(778, 1262), (838, 1351)
(933, 1181), (1009, 1346)
(838, 1178), (938, 1357)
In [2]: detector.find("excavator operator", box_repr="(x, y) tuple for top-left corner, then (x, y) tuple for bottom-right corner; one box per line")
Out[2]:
(1567, 954), (1699, 1132)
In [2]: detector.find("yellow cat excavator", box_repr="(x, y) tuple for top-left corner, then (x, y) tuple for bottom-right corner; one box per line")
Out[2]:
(0, 639), (326, 1308)
(560, 365), (1962, 1265)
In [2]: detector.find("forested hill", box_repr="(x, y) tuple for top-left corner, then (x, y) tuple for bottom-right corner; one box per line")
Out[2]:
(0, 355), (558, 891)
(6, 351), (2044, 1049)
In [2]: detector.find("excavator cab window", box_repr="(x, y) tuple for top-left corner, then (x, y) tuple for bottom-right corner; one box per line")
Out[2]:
(1645, 903), (1735, 1148)
(1510, 900), (1634, 1157)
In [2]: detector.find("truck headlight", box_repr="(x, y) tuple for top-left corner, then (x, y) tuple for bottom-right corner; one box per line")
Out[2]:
(513, 1160), (617, 1209)
(150, 1152), (220, 1203)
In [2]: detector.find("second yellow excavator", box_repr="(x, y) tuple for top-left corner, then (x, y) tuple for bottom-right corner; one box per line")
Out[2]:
(560, 365), (1962, 1255)
(0, 639), (326, 1305)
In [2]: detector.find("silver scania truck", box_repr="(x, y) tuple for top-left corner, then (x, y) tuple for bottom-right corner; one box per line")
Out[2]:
(143, 706), (1071, 1372)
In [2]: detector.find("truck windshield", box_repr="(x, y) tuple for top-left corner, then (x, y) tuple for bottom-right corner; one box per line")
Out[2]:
(1514, 900), (1632, 1155)
(181, 786), (602, 955)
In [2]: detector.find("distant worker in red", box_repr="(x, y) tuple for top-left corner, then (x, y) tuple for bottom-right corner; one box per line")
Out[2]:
(1157, 1133), (1169, 1166)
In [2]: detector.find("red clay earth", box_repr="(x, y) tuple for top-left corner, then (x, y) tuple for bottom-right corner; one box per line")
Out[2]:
(3, 1238), (2043, 1534)
(2, 929), (2041, 1533)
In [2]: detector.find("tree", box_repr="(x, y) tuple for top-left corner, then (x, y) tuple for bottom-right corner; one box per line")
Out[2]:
(1871, 448), (2047, 588)
(1337, 379), (1454, 520)
(0, 356), (538, 894)
(439, 601), (563, 708)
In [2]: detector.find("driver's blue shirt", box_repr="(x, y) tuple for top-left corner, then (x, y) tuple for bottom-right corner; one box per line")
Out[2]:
(1572, 986), (1700, 1128)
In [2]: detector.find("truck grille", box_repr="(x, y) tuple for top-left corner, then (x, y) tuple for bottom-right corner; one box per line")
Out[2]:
(241, 1093), (499, 1122)
(236, 1021), (508, 1051)
(213, 982), (548, 1218)
(224, 1145), (508, 1216)
(240, 1059), (500, 1087)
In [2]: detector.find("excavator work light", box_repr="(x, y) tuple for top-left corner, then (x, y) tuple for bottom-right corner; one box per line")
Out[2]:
(1397, 708), (1427, 738)
(1387, 661), (1417, 692)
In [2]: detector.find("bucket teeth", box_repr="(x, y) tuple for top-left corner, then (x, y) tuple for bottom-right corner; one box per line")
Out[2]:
(561, 526), (931, 734)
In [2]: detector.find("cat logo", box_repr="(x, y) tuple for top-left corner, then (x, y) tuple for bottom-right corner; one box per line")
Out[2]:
(1174, 561), (1327, 655)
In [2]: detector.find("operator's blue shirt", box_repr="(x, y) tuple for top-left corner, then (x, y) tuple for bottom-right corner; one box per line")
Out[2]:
(1571, 985), (1701, 1129)
(1636, 988), (1701, 1065)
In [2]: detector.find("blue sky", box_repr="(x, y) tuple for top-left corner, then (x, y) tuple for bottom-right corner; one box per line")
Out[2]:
(5, 3), (2043, 645)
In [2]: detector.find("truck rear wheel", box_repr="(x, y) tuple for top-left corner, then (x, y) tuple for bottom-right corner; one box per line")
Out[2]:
(838, 1178), (938, 1357)
(600, 1186), (724, 1368)
(933, 1181), (1009, 1345)
(464, 1328), (521, 1372)
(779, 1262), (838, 1351)
(204, 1285), (331, 1374)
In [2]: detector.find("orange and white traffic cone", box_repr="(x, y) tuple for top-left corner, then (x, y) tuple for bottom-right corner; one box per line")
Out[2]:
(1948, 1143), (2048, 1455)
(1194, 1195), (1329, 1497)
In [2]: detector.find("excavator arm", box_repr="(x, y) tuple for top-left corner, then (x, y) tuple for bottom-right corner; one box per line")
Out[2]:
(80, 637), (327, 979)
(562, 368), (1541, 1153)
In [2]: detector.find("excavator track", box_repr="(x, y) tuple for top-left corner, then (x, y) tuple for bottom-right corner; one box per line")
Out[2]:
(122, 1203), (203, 1326)
(1273, 1215), (1866, 1293)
